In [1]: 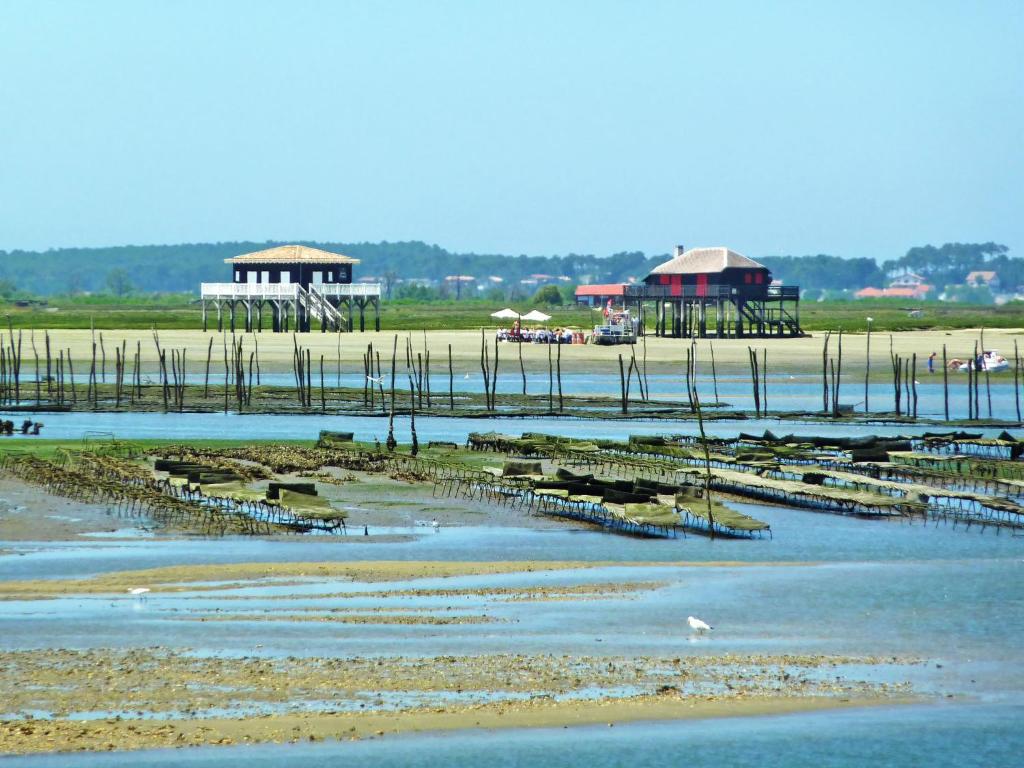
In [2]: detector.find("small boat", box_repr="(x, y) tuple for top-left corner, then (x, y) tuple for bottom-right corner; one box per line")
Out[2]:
(591, 309), (638, 345)
(957, 350), (1010, 373)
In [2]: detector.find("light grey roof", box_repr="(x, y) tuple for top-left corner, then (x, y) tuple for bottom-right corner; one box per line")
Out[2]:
(225, 245), (359, 265)
(649, 247), (765, 275)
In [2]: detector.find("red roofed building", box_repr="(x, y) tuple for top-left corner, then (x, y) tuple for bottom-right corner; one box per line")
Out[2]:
(574, 283), (627, 307)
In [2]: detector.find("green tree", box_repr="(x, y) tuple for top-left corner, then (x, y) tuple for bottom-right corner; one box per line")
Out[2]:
(105, 268), (133, 296)
(0, 278), (17, 298)
(532, 285), (563, 305)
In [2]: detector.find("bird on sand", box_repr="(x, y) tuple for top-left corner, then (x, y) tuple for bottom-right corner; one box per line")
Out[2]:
(687, 615), (712, 634)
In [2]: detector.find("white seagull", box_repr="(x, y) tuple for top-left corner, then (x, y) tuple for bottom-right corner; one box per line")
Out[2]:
(128, 587), (151, 600)
(366, 375), (384, 384)
(687, 615), (712, 634)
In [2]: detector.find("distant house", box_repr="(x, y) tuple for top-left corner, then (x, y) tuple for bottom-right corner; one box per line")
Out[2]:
(574, 283), (628, 307)
(855, 285), (932, 300)
(966, 271), (1000, 290)
(889, 272), (926, 289)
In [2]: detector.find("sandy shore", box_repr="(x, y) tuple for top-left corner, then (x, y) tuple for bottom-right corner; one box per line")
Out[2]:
(0, 645), (916, 754)
(21, 327), (1023, 374)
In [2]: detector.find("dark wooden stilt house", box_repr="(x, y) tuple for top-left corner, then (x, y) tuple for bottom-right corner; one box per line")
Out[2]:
(200, 245), (382, 333)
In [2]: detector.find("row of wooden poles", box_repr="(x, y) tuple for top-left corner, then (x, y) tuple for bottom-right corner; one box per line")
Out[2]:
(1, 326), (1022, 422)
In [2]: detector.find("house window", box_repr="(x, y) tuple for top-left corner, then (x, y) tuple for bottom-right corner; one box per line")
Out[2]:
(755, 273), (764, 284)
(312, 271), (323, 284)
(235, 270), (241, 282)
(279, 270), (291, 285)
(260, 270), (270, 283)
(247, 272), (257, 284)
(744, 273), (752, 284)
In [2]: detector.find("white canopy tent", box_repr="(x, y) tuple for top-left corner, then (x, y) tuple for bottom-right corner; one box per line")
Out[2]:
(521, 310), (551, 322)
(490, 308), (521, 319)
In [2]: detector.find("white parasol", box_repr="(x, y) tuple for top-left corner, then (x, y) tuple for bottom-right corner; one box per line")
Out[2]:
(521, 310), (552, 322)
(490, 308), (521, 319)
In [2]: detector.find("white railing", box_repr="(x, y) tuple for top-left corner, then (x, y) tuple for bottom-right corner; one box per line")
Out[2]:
(201, 282), (381, 299)
(316, 283), (382, 297)
(201, 282), (299, 298)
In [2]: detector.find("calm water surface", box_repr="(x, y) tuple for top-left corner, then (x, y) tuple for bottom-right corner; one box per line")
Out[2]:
(5, 410), (1015, 443)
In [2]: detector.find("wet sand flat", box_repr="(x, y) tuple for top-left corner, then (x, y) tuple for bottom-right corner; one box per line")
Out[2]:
(0, 645), (915, 754)
(0, 560), (805, 599)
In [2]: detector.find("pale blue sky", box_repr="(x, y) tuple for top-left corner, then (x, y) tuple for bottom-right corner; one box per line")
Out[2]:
(0, 0), (1020, 259)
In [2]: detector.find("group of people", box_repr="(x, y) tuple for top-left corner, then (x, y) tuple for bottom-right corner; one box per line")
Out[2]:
(496, 320), (580, 344)
(926, 350), (1009, 373)
(0, 420), (43, 436)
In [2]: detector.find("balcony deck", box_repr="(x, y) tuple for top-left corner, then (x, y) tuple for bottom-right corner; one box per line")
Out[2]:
(201, 282), (381, 299)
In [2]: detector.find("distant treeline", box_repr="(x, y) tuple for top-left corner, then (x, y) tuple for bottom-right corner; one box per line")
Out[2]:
(0, 240), (1015, 296)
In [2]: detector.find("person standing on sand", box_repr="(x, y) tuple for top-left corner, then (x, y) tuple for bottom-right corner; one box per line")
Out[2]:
(928, 352), (936, 374)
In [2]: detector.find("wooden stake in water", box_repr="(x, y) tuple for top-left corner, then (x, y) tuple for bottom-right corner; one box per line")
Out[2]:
(44, 331), (51, 397)
(375, 350), (385, 413)
(254, 335), (261, 386)
(821, 331), (831, 413)
(387, 335), (398, 451)
(972, 341), (980, 420)
(942, 344), (949, 422)
(490, 340), (499, 411)
(408, 373), (419, 457)
(306, 349), (313, 408)
(684, 346), (695, 413)
(747, 346), (760, 417)
(66, 349), (76, 404)
(762, 348), (768, 414)
(204, 337), (213, 399)
(832, 329), (843, 418)
(1015, 340), (1021, 424)
(641, 334), (650, 400)
(708, 340), (719, 404)
(690, 369), (715, 539)
(981, 330), (992, 419)
(864, 322), (871, 413)
(480, 330), (491, 410)
(448, 343), (454, 411)
(556, 341), (563, 412)
(31, 331), (40, 406)
(891, 353), (901, 416)
(618, 354), (627, 414)
(518, 332), (526, 396)
(966, 349), (973, 421)
(911, 353), (918, 420)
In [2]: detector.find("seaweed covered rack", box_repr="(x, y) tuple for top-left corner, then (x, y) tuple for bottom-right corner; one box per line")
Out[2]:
(467, 429), (1024, 531)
